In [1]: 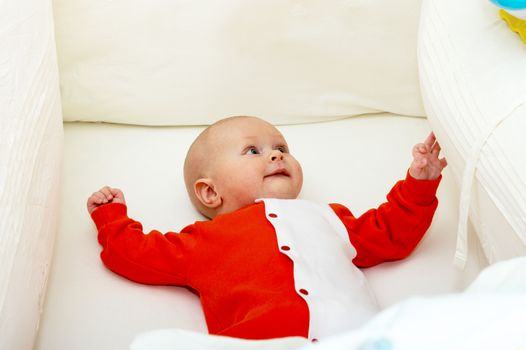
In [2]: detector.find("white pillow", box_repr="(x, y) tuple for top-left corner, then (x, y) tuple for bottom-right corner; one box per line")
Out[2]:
(418, 0), (526, 266)
(54, 0), (426, 125)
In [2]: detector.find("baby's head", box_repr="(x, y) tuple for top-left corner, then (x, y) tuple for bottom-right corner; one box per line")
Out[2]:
(184, 116), (303, 218)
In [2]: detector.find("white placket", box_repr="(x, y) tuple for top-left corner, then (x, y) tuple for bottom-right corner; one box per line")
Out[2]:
(257, 198), (379, 341)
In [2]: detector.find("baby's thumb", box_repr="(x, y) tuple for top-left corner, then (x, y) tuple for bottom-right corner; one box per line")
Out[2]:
(110, 188), (126, 203)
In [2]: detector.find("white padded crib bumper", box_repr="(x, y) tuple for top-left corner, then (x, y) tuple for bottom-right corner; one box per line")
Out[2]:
(418, 0), (526, 266)
(1, 0), (524, 349)
(0, 1), (62, 350)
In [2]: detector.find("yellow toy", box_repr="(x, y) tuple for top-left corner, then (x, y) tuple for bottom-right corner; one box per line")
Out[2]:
(500, 10), (526, 43)
(491, 0), (526, 43)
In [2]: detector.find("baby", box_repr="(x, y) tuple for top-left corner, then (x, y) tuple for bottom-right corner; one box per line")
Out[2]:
(87, 116), (446, 341)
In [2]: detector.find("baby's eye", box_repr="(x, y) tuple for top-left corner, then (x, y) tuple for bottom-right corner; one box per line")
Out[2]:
(276, 146), (288, 153)
(245, 147), (259, 155)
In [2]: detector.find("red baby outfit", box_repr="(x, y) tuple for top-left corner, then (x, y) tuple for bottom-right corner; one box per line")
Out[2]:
(92, 173), (440, 340)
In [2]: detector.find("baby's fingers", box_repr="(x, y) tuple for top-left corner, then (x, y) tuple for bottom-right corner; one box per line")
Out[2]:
(109, 187), (123, 198)
(439, 157), (448, 169)
(431, 141), (442, 156)
(88, 192), (106, 204)
(412, 143), (428, 158)
(99, 186), (114, 201)
(424, 132), (436, 148)
(87, 192), (105, 214)
(109, 188), (126, 204)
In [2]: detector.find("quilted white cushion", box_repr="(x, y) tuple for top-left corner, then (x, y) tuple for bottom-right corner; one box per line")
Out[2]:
(54, 0), (426, 125)
(418, 0), (526, 266)
(0, 0), (63, 349)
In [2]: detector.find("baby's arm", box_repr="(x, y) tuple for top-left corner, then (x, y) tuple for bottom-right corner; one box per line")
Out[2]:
(409, 132), (447, 180)
(87, 187), (193, 286)
(87, 186), (126, 215)
(332, 173), (440, 267)
(332, 133), (446, 267)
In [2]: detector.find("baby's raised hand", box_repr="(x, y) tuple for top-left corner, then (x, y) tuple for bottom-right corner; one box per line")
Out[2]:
(409, 132), (447, 180)
(87, 186), (126, 215)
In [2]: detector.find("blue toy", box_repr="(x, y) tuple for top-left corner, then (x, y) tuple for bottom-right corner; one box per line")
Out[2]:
(490, 0), (526, 10)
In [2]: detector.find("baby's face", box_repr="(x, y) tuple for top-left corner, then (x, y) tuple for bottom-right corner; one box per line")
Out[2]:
(207, 118), (303, 215)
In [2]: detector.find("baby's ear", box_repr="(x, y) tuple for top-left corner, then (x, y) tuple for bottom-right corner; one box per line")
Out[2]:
(194, 178), (222, 210)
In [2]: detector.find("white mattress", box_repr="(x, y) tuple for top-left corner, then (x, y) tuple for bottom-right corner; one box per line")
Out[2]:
(35, 115), (485, 349)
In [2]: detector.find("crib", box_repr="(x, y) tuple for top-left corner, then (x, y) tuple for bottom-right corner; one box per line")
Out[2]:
(1, 0), (526, 349)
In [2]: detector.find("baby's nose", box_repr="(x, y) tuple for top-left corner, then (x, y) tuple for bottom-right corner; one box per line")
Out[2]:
(269, 150), (284, 162)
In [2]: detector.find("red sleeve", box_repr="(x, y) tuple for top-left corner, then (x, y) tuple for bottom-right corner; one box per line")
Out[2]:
(91, 203), (195, 286)
(330, 172), (441, 268)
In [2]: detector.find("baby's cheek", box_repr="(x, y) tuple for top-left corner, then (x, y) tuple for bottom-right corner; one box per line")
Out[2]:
(230, 175), (260, 200)
(294, 165), (304, 191)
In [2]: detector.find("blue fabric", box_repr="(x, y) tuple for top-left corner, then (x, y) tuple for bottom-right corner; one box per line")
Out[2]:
(491, 0), (526, 10)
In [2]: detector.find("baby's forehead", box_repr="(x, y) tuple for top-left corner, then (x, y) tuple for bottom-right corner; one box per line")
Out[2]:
(185, 117), (286, 171)
(188, 118), (288, 166)
(208, 118), (284, 142)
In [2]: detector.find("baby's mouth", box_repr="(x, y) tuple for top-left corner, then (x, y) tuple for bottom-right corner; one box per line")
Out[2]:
(264, 168), (290, 178)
